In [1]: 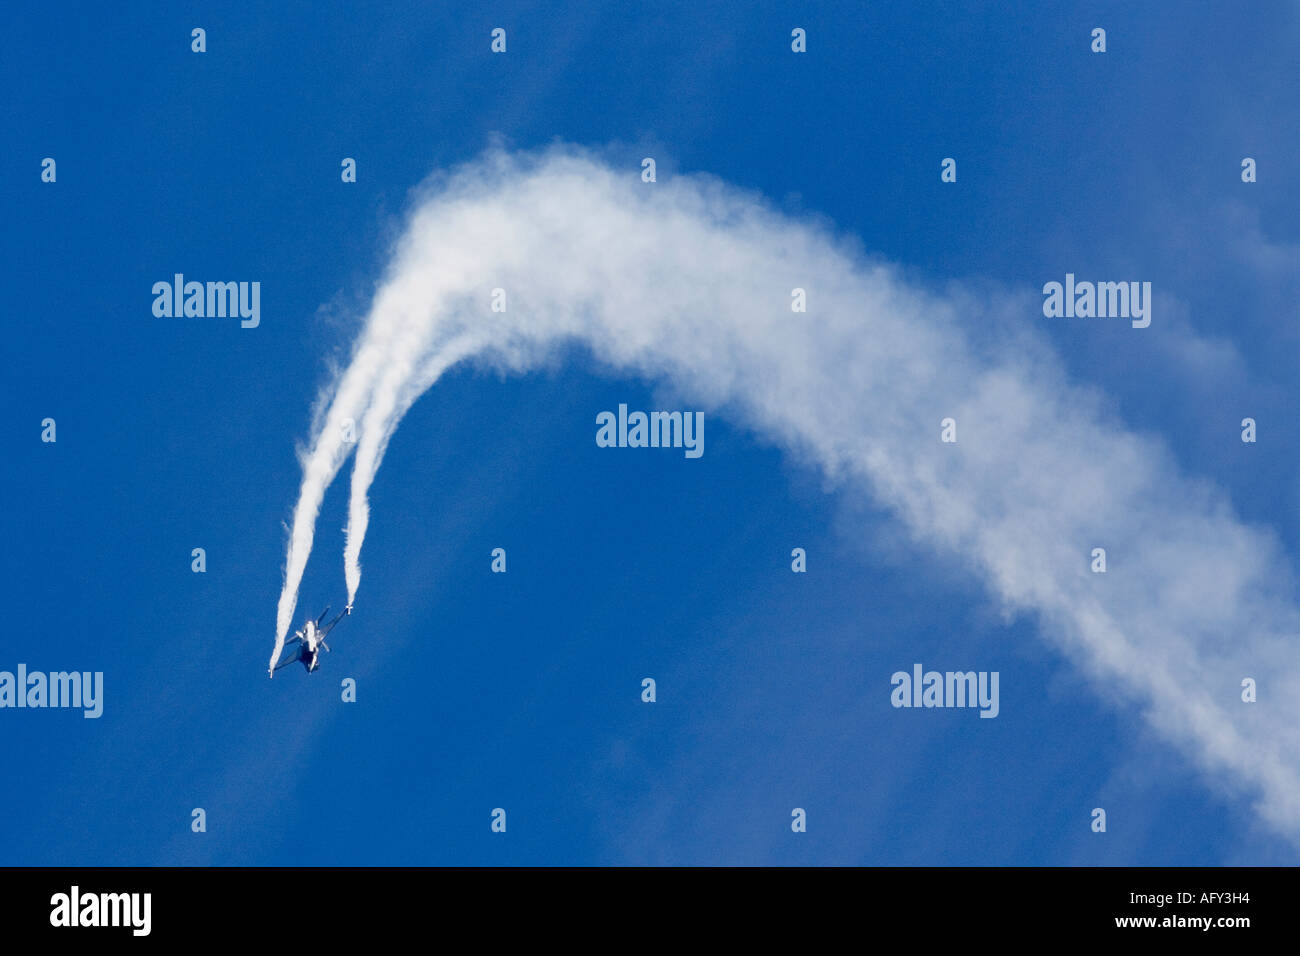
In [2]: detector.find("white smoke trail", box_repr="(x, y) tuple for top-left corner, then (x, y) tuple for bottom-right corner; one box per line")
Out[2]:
(274, 145), (1300, 840)
(343, 335), (487, 605)
(270, 358), (373, 673)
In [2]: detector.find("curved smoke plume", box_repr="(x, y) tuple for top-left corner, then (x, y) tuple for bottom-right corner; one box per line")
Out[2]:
(273, 145), (1300, 841)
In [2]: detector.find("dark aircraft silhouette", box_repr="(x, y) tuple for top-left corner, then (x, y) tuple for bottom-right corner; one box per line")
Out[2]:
(271, 605), (349, 676)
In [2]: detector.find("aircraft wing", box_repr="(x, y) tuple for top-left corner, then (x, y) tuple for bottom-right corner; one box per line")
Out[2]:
(267, 632), (304, 678)
(272, 644), (304, 673)
(318, 609), (346, 640)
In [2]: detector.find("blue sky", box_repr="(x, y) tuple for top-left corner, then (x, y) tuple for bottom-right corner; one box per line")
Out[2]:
(3, 2), (1298, 865)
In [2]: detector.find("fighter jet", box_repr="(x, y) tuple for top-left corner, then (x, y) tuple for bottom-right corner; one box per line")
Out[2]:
(271, 605), (347, 677)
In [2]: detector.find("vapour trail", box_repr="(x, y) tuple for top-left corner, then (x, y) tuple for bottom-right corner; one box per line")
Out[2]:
(274, 145), (1300, 841)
